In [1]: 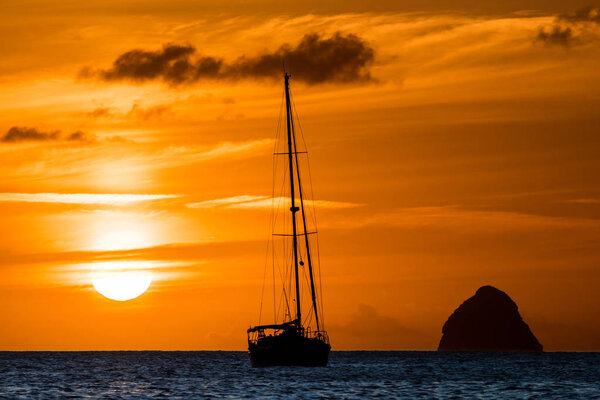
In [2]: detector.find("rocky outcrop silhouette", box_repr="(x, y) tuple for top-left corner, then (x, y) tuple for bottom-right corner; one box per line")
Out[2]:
(438, 285), (543, 352)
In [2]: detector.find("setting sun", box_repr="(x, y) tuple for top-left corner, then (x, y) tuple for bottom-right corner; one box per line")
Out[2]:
(90, 262), (152, 301)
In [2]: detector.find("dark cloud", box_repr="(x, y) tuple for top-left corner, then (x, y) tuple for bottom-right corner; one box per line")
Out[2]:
(84, 32), (375, 86)
(1, 126), (59, 142)
(537, 7), (600, 47)
(537, 25), (574, 47)
(559, 7), (600, 24)
(1, 126), (96, 143)
(66, 131), (96, 142)
(226, 32), (375, 84)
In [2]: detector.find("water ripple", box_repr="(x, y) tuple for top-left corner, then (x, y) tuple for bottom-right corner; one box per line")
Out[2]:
(0, 351), (598, 399)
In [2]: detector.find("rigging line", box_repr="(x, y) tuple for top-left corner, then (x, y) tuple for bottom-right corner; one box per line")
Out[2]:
(304, 306), (314, 328)
(276, 244), (292, 321)
(289, 87), (321, 331)
(271, 87), (286, 323)
(291, 94), (319, 228)
(284, 246), (294, 321)
(271, 172), (287, 245)
(278, 246), (293, 323)
(291, 89), (326, 329)
(272, 223), (278, 322)
(274, 151), (290, 321)
(284, 73), (302, 325)
(261, 92), (282, 325)
(301, 258), (315, 327)
(316, 235), (325, 328)
(276, 273), (289, 324)
(258, 230), (271, 325)
(270, 87), (285, 323)
(272, 231), (317, 236)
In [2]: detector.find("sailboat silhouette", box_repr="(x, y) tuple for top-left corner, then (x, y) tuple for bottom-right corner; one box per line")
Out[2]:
(247, 73), (331, 367)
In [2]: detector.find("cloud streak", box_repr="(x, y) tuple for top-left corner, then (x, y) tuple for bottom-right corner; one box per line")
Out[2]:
(186, 195), (362, 209)
(565, 198), (600, 204)
(0, 193), (180, 205)
(0, 138), (273, 187)
(344, 206), (600, 233)
(84, 32), (375, 85)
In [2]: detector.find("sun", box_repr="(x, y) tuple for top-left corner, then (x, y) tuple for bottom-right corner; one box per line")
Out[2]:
(91, 262), (152, 301)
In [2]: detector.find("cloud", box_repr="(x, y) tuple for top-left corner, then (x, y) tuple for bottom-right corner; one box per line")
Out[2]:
(0, 193), (180, 205)
(537, 7), (600, 47)
(536, 25), (573, 47)
(558, 7), (600, 25)
(565, 198), (600, 204)
(66, 131), (96, 142)
(86, 104), (172, 120)
(186, 195), (362, 209)
(329, 304), (420, 349)
(86, 107), (113, 118)
(171, 139), (274, 162)
(343, 206), (600, 233)
(127, 103), (171, 120)
(0, 241), (264, 268)
(187, 195), (267, 208)
(1, 126), (59, 142)
(1, 126), (96, 143)
(0, 138), (272, 187)
(84, 32), (375, 85)
(225, 32), (375, 84)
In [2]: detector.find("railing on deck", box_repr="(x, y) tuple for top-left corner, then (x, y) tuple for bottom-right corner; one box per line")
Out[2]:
(247, 325), (329, 345)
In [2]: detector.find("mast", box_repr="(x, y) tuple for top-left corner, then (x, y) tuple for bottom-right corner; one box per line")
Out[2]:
(289, 100), (321, 332)
(284, 73), (302, 326)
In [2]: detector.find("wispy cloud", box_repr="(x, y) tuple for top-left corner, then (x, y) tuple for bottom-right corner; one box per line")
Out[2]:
(186, 195), (362, 209)
(86, 104), (172, 120)
(0, 193), (180, 205)
(153, 139), (275, 168)
(186, 195), (266, 208)
(565, 198), (600, 204)
(346, 206), (600, 232)
(0, 241), (264, 268)
(0, 138), (273, 186)
(185, 140), (273, 161)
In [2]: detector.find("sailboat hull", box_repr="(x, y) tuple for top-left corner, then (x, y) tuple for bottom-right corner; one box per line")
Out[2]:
(249, 334), (331, 367)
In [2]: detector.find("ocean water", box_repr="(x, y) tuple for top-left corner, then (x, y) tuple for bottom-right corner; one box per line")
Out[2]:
(1, 351), (598, 399)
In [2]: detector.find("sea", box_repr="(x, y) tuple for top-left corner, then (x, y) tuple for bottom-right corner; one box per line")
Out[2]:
(1, 351), (598, 399)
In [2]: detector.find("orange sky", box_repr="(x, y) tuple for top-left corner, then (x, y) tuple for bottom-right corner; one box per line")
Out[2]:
(1, 0), (600, 350)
